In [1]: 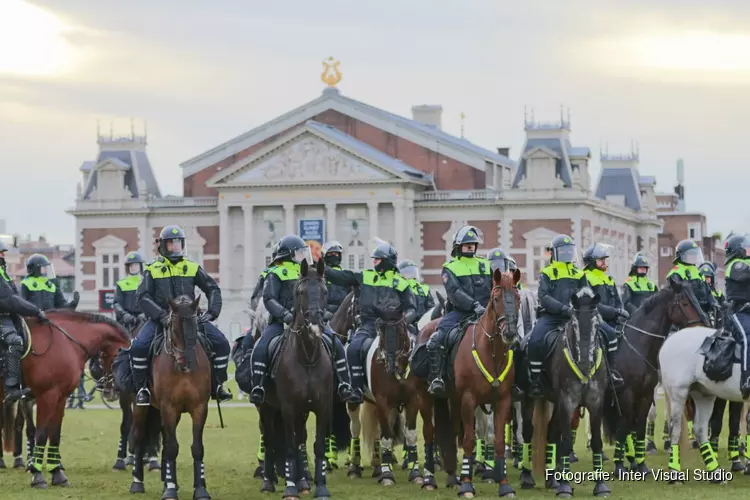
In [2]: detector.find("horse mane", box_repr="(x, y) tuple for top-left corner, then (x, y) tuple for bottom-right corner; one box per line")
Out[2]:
(637, 286), (673, 318)
(45, 309), (130, 341)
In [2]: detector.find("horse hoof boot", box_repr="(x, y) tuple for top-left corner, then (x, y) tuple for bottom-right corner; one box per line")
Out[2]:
(614, 462), (627, 479)
(569, 451), (579, 463)
(556, 479), (573, 498)
(732, 460), (744, 472)
(408, 468), (423, 484)
(161, 486), (178, 499)
(646, 440), (657, 455)
(692, 440), (699, 449)
(113, 458), (127, 471)
(513, 456), (520, 469)
(193, 486), (211, 500)
(744, 462), (750, 476)
(13, 456), (24, 468)
(520, 468), (536, 489)
(546, 476), (559, 489)
(634, 462), (649, 475)
(663, 440), (671, 452)
(254, 463), (264, 478)
(130, 482), (146, 494)
(498, 481), (516, 497)
(125, 455), (136, 467)
(299, 477), (311, 493)
(371, 464), (382, 478)
(346, 464), (362, 478)
(593, 480), (610, 497)
(482, 468), (496, 483)
(458, 481), (476, 498)
(421, 474), (437, 490)
(313, 484), (331, 499)
(378, 468), (396, 486)
(31, 471), (48, 489)
(148, 460), (161, 471)
(260, 479), (276, 492)
(282, 485), (300, 499)
(446, 475), (460, 488)
(51, 469), (71, 487)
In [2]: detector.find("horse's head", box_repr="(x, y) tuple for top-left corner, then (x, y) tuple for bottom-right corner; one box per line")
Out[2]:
(167, 295), (201, 371)
(483, 267), (521, 344)
(376, 313), (410, 378)
(294, 259), (328, 338)
(665, 277), (711, 328)
(569, 287), (601, 375)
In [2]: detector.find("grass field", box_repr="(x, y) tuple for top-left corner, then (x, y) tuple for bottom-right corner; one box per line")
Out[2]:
(3, 395), (750, 500)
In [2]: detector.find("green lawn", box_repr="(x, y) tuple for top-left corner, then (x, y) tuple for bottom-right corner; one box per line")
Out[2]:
(2, 395), (748, 499)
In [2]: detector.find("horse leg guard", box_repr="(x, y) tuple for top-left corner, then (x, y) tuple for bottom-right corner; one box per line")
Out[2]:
(421, 442), (437, 490)
(378, 442), (396, 485)
(545, 443), (558, 489)
(458, 454), (475, 496)
(493, 455), (515, 497)
(346, 437), (363, 478)
(313, 456), (330, 499)
(282, 458), (300, 498)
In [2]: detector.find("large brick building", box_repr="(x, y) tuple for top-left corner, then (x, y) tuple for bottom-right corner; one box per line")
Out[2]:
(68, 81), (663, 337)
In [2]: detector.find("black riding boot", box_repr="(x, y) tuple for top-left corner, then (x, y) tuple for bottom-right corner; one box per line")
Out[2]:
(349, 364), (365, 404)
(332, 340), (355, 402)
(528, 350), (544, 399)
(427, 345), (446, 397)
(741, 348), (750, 399)
(607, 350), (624, 390)
(249, 368), (266, 406)
(3, 347), (30, 403)
(133, 365), (150, 406)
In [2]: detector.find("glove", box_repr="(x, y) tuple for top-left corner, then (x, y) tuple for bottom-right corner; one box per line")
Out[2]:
(137, 313), (147, 323)
(199, 312), (215, 324)
(283, 311), (294, 324)
(617, 308), (630, 320)
(122, 313), (136, 325)
(473, 302), (486, 316)
(71, 291), (80, 305)
(160, 314), (171, 329)
(323, 310), (334, 321)
(561, 305), (573, 318)
(37, 310), (49, 323)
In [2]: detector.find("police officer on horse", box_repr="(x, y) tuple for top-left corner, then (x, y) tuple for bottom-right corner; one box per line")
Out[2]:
(398, 259), (434, 338)
(666, 239), (718, 322)
(323, 240), (349, 321)
(621, 253), (657, 315)
(723, 234), (750, 397)
(20, 254), (78, 310)
(114, 251), (146, 329)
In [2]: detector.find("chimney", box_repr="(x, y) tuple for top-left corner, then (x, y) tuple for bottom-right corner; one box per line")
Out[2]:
(674, 158), (686, 212)
(497, 147), (510, 157)
(411, 105), (443, 129)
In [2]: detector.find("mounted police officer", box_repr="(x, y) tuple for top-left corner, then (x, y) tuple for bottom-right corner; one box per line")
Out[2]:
(114, 251), (146, 329)
(487, 247), (521, 287)
(527, 235), (586, 398)
(324, 239), (417, 404)
(20, 254), (79, 311)
(666, 239), (718, 321)
(250, 243), (280, 312)
(248, 235), (355, 405)
(323, 241), (350, 321)
(699, 262), (724, 305)
(0, 239), (47, 402)
(621, 253), (657, 315)
(723, 234), (750, 397)
(582, 243), (627, 388)
(398, 259), (434, 338)
(132, 225), (232, 406)
(426, 225), (492, 397)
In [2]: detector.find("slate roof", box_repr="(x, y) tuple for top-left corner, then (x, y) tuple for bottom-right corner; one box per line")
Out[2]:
(639, 175), (656, 186)
(594, 167), (642, 211)
(512, 136), (581, 188)
(82, 148), (162, 199)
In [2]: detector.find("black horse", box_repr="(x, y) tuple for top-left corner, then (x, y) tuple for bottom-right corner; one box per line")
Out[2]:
(602, 280), (709, 475)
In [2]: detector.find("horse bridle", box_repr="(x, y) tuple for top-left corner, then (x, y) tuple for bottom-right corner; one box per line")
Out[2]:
(376, 316), (410, 379)
(476, 283), (519, 343)
(289, 277), (326, 366)
(163, 311), (200, 368)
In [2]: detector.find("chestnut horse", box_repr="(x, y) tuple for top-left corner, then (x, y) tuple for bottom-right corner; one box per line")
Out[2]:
(0, 310), (130, 488)
(434, 268), (521, 498)
(129, 295), (212, 500)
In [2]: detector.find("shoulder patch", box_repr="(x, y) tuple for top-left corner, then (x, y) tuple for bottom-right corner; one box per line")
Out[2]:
(736, 262), (745, 270)
(441, 270), (448, 283)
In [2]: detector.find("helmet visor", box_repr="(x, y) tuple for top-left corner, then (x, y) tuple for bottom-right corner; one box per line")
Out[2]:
(555, 244), (578, 264)
(507, 257), (518, 271)
(40, 262), (56, 279)
(127, 262), (143, 275)
(164, 238), (185, 256)
(400, 264), (420, 280)
(739, 235), (750, 256)
(455, 226), (484, 245)
(681, 247), (704, 266)
(293, 246), (311, 264)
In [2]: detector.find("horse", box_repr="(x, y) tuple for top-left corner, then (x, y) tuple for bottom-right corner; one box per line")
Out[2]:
(417, 291), (445, 331)
(0, 310), (130, 488)
(600, 280), (710, 477)
(347, 309), (417, 488)
(658, 320), (750, 482)
(707, 398), (745, 471)
(433, 268), (521, 498)
(128, 295), (213, 500)
(528, 288), (610, 498)
(257, 258), (338, 499)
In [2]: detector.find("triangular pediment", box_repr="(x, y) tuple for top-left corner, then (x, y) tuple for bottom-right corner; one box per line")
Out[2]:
(522, 227), (560, 243)
(523, 146), (561, 160)
(208, 123), (429, 188)
(95, 157), (130, 171)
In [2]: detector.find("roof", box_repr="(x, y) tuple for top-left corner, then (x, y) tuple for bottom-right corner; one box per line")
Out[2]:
(181, 87), (514, 177)
(639, 175), (656, 186)
(82, 148), (162, 200)
(594, 167), (642, 211)
(207, 120), (433, 187)
(512, 136), (580, 188)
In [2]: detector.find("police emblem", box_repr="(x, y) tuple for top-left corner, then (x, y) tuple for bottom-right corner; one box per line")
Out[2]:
(442, 273), (448, 283)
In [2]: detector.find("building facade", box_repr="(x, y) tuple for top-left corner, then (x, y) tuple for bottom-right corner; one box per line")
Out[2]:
(68, 84), (663, 337)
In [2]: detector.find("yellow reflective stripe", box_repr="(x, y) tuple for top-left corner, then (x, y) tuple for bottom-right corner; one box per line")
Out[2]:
(562, 347), (602, 384)
(445, 257), (491, 277)
(584, 269), (614, 287)
(270, 261), (300, 281)
(471, 349), (514, 386)
(362, 270), (408, 291)
(542, 262), (584, 280)
(148, 260), (199, 278)
(116, 276), (140, 292)
(21, 276), (55, 293)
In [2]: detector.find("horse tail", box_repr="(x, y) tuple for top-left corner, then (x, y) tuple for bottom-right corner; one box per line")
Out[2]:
(2, 400), (15, 453)
(531, 398), (551, 478)
(602, 391), (618, 445)
(360, 402), (380, 460)
(433, 397), (457, 476)
(331, 400), (351, 451)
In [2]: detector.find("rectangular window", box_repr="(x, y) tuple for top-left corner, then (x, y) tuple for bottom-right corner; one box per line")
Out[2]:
(660, 246), (671, 257)
(530, 245), (548, 283)
(101, 252), (122, 289)
(687, 222), (702, 241)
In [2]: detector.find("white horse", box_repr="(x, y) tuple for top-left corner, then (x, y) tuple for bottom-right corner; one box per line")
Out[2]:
(659, 326), (744, 480)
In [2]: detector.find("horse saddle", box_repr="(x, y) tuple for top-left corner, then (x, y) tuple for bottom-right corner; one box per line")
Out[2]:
(267, 332), (335, 380)
(150, 324), (213, 361)
(521, 325), (565, 361)
(699, 330), (741, 382)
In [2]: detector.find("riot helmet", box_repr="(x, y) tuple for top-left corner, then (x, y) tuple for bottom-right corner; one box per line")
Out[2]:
(725, 234), (750, 265)
(371, 238), (398, 272)
(276, 235), (310, 264)
(397, 259), (420, 281)
(583, 243), (610, 271)
(26, 253), (55, 279)
(451, 225), (483, 258)
(322, 240), (343, 267)
(629, 252), (650, 277)
(550, 235), (578, 264)
(674, 239), (704, 266)
(125, 251), (145, 275)
(486, 247), (514, 273)
(158, 225), (186, 264)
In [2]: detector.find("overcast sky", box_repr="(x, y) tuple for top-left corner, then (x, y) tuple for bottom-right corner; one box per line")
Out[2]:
(1, 0), (748, 244)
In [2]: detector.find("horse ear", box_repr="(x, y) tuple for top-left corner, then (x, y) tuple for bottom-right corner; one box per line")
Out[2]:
(668, 276), (682, 292)
(191, 295), (201, 310)
(493, 268), (503, 285)
(168, 298), (177, 311)
(300, 258), (309, 276)
(512, 268), (521, 285)
(571, 294), (579, 310)
(316, 257), (325, 277)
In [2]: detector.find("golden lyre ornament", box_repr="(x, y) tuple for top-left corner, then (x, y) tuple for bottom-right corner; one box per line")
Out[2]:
(321, 57), (342, 87)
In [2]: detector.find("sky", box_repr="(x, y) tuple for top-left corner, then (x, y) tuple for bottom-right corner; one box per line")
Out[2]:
(1, 0), (748, 244)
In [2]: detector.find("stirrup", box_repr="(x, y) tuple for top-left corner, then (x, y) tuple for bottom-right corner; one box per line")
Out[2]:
(249, 386), (265, 405)
(135, 388), (151, 406)
(214, 384), (233, 402)
(428, 378), (446, 395)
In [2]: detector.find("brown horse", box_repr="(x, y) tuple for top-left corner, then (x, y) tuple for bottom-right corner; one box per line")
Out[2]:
(434, 268), (521, 498)
(257, 258), (335, 499)
(129, 295), (211, 500)
(0, 310), (130, 488)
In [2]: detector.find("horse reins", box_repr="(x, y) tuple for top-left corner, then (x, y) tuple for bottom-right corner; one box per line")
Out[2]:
(33, 320), (93, 358)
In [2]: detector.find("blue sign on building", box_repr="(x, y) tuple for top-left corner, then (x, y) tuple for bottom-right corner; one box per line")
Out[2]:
(299, 219), (325, 244)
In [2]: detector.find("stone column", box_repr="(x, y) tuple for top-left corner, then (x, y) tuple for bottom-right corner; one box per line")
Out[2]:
(284, 203), (295, 235)
(326, 202), (337, 242)
(392, 200), (405, 255)
(243, 204), (254, 292)
(138, 219), (150, 258)
(219, 202), (230, 288)
(367, 201), (379, 243)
